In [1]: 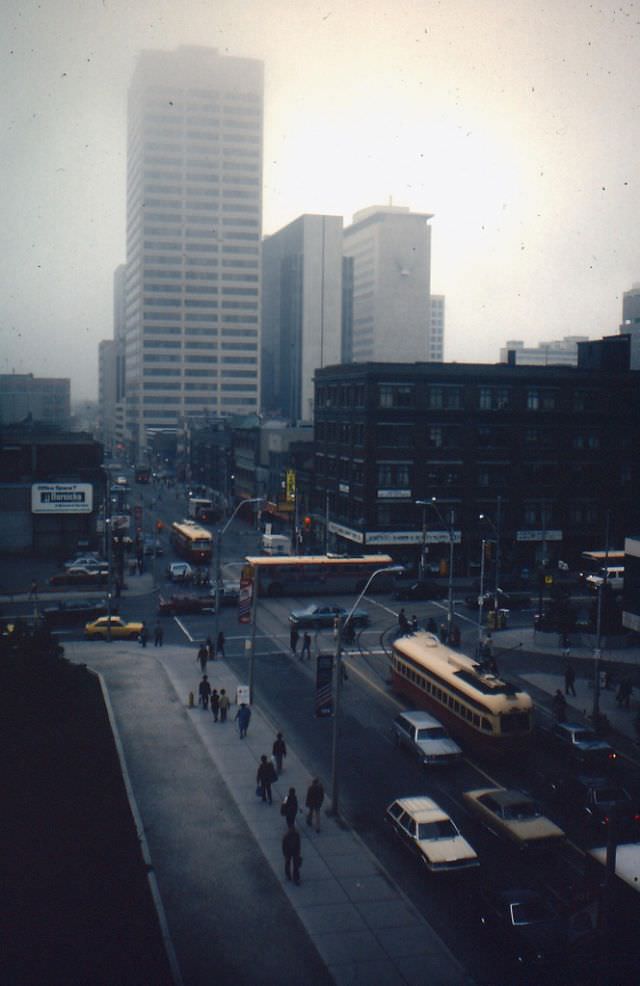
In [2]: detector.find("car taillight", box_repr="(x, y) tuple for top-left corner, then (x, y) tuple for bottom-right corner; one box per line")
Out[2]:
(608, 752), (617, 761)
(634, 814), (640, 823)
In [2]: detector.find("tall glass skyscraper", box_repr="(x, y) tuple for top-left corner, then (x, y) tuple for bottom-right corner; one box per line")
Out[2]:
(124, 47), (263, 452)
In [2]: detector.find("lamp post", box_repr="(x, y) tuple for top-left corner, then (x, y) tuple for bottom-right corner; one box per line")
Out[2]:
(477, 538), (486, 655)
(592, 511), (611, 724)
(329, 563), (404, 817)
(479, 499), (501, 600)
(213, 496), (264, 661)
(415, 499), (429, 580)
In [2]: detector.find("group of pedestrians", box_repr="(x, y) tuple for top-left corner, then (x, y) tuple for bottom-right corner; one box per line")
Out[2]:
(196, 632), (226, 672)
(290, 628), (312, 660)
(197, 676), (230, 722)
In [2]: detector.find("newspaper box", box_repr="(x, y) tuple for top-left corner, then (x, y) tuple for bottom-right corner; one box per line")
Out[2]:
(236, 684), (250, 706)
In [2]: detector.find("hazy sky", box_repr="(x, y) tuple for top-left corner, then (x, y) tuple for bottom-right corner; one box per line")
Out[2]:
(2, 0), (639, 401)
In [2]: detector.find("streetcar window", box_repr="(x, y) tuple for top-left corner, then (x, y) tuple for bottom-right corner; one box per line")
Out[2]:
(481, 717), (492, 732)
(473, 714), (480, 727)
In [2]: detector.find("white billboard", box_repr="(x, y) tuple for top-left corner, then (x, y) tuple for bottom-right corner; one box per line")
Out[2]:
(31, 483), (93, 514)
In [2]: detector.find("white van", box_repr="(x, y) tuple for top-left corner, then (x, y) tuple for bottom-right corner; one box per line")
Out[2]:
(585, 566), (624, 591)
(261, 533), (292, 556)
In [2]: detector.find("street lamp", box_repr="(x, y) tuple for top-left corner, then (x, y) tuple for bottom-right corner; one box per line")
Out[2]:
(415, 499), (429, 580)
(422, 498), (456, 639)
(592, 510), (611, 725)
(329, 563), (404, 817)
(213, 496), (264, 661)
(479, 496), (502, 599)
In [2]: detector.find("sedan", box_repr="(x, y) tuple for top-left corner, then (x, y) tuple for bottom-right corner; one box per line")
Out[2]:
(463, 787), (565, 849)
(63, 553), (103, 570)
(288, 603), (369, 630)
(157, 593), (216, 616)
(166, 562), (193, 582)
(385, 796), (478, 873)
(479, 887), (567, 967)
(84, 616), (143, 640)
(550, 722), (618, 769)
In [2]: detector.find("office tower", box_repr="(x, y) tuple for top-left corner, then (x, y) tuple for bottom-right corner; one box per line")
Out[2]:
(261, 215), (343, 423)
(620, 283), (640, 369)
(429, 295), (445, 361)
(123, 47), (263, 452)
(500, 336), (589, 366)
(342, 205), (433, 363)
(0, 374), (70, 428)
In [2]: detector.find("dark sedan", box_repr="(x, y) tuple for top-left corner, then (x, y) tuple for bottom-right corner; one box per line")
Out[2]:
(157, 593), (216, 616)
(480, 887), (567, 968)
(288, 603), (369, 630)
(42, 599), (118, 627)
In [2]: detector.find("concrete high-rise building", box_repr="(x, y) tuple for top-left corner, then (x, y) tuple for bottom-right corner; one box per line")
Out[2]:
(123, 47), (263, 453)
(262, 215), (343, 423)
(343, 205), (433, 363)
(429, 295), (445, 361)
(0, 374), (70, 428)
(499, 337), (589, 366)
(620, 283), (640, 369)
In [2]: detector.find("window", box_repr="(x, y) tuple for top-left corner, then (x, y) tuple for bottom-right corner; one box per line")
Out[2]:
(378, 384), (414, 408)
(428, 386), (461, 410)
(377, 462), (410, 487)
(479, 387), (510, 411)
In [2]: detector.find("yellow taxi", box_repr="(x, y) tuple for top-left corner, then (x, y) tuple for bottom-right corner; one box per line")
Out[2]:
(84, 616), (144, 641)
(463, 787), (565, 849)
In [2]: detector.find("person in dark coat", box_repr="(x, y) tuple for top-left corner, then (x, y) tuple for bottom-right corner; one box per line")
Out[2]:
(198, 675), (211, 710)
(256, 754), (277, 804)
(282, 825), (301, 885)
(196, 643), (208, 673)
(564, 661), (576, 697)
(216, 631), (225, 658)
(281, 787), (299, 828)
(210, 689), (220, 722)
(305, 778), (325, 832)
(218, 689), (230, 722)
(290, 627), (299, 656)
(235, 702), (251, 738)
(398, 609), (408, 635)
(153, 623), (164, 647)
(300, 632), (311, 661)
(272, 732), (287, 774)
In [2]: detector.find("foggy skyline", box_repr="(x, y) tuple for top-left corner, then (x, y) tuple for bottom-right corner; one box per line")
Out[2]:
(2, 0), (639, 401)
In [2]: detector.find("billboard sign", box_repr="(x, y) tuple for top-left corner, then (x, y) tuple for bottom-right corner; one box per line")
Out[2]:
(31, 483), (93, 514)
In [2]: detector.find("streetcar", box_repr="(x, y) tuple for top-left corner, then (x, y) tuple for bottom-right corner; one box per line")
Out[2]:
(170, 520), (213, 565)
(243, 554), (394, 597)
(390, 631), (533, 757)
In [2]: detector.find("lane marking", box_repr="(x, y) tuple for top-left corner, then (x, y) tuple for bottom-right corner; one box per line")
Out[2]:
(174, 616), (193, 642)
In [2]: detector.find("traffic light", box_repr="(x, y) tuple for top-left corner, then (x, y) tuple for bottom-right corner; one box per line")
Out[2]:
(303, 515), (312, 530)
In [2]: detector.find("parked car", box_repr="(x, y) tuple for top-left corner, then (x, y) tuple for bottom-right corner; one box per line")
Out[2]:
(392, 710), (462, 766)
(212, 579), (241, 606)
(63, 553), (103, 570)
(43, 599), (118, 628)
(479, 887), (567, 967)
(288, 603), (369, 630)
(393, 579), (447, 601)
(165, 562), (194, 582)
(384, 796), (478, 872)
(157, 593), (216, 616)
(463, 787), (565, 849)
(50, 568), (109, 587)
(550, 722), (618, 769)
(84, 616), (143, 640)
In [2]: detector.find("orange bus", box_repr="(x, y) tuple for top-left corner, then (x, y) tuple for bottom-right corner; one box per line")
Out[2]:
(170, 520), (213, 565)
(243, 554), (394, 597)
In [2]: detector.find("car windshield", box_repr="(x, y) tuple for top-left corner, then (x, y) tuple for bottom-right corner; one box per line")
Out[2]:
(511, 899), (553, 925)
(417, 727), (448, 740)
(418, 819), (457, 840)
(503, 801), (540, 820)
(574, 730), (596, 742)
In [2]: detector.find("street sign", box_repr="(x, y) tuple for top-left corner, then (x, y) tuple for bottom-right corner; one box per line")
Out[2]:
(238, 576), (253, 624)
(315, 653), (334, 718)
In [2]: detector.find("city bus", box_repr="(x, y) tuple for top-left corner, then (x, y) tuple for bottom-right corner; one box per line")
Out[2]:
(188, 497), (218, 524)
(170, 520), (213, 565)
(390, 631), (533, 758)
(244, 554), (395, 597)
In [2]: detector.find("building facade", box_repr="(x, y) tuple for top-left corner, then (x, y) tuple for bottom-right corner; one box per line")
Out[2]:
(429, 295), (445, 362)
(261, 215), (343, 423)
(0, 374), (70, 430)
(342, 205), (433, 363)
(499, 336), (589, 366)
(620, 283), (640, 369)
(312, 360), (640, 574)
(123, 46), (264, 454)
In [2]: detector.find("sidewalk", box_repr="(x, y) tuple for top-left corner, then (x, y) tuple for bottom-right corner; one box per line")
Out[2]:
(64, 639), (471, 986)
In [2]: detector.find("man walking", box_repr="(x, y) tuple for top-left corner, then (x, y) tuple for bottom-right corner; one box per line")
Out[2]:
(198, 675), (211, 710)
(564, 661), (576, 697)
(235, 702), (251, 738)
(305, 777), (325, 833)
(153, 622), (164, 647)
(216, 630), (225, 659)
(290, 626), (299, 657)
(218, 689), (230, 722)
(196, 642), (208, 673)
(272, 732), (287, 774)
(301, 632), (311, 661)
(282, 825), (302, 885)
(210, 689), (220, 722)
(256, 754), (277, 804)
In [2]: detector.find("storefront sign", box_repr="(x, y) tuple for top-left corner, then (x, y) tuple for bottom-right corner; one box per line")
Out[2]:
(516, 530), (563, 542)
(365, 531), (424, 545)
(31, 483), (93, 514)
(328, 521), (365, 544)
(377, 489), (412, 499)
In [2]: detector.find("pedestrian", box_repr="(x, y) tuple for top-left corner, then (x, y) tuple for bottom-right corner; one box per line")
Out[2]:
(139, 622), (148, 647)
(154, 622), (163, 647)
(439, 622), (448, 643)
(205, 636), (214, 661)
(272, 732), (287, 774)
(196, 642), (208, 673)
(552, 689), (567, 723)
(398, 608), (408, 635)
(210, 689), (220, 722)
(616, 677), (633, 709)
(216, 630), (225, 658)
(282, 824), (302, 885)
(235, 702), (251, 738)
(198, 675), (211, 710)
(561, 633), (571, 661)
(426, 616), (437, 635)
(305, 777), (325, 832)
(300, 631), (311, 661)
(564, 661), (576, 697)
(449, 623), (461, 647)
(290, 626), (299, 657)
(218, 688), (230, 722)
(256, 754), (277, 804)
(280, 787), (299, 828)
